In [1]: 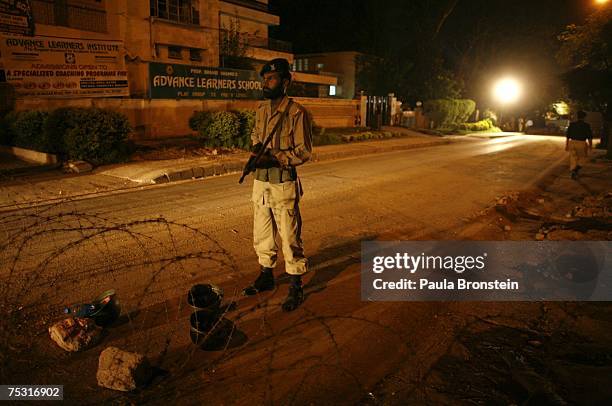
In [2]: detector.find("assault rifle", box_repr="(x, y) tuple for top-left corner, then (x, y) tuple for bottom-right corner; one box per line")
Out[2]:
(238, 130), (276, 184)
(239, 102), (291, 184)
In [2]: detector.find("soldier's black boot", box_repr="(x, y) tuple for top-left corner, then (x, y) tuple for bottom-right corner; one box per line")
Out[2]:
(282, 275), (304, 312)
(243, 267), (275, 296)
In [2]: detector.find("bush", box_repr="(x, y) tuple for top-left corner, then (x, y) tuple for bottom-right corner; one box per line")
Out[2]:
(457, 99), (476, 123)
(235, 109), (255, 149)
(482, 109), (498, 125)
(0, 111), (18, 145)
(189, 111), (212, 132)
(424, 99), (476, 128)
(12, 111), (51, 152)
(205, 111), (240, 147)
(456, 118), (495, 132)
(313, 133), (342, 146)
(43, 107), (85, 157)
(63, 108), (131, 164)
(0, 83), (16, 116)
(0, 107), (131, 163)
(189, 110), (255, 149)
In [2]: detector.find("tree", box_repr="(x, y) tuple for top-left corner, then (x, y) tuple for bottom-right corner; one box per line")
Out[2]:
(220, 18), (254, 71)
(557, 7), (612, 156)
(356, 54), (463, 102)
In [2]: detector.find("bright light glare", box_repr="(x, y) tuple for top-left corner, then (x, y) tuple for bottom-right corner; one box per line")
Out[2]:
(493, 78), (522, 104)
(595, 0), (608, 5)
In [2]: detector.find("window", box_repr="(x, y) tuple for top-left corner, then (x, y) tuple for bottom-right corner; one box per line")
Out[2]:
(329, 85), (336, 96)
(32, 0), (107, 33)
(168, 0), (178, 21)
(189, 48), (202, 61)
(303, 58), (309, 71)
(297, 59), (303, 71)
(168, 46), (183, 59)
(317, 63), (324, 70)
(150, 0), (199, 25)
(179, 0), (192, 22)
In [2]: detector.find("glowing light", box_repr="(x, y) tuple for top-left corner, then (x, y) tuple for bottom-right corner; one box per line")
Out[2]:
(595, 0), (608, 5)
(553, 101), (570, 116)
(492, 77), (522, 104)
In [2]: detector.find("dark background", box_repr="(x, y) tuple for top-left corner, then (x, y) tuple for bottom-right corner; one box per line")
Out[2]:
(270, 0), (591, 109)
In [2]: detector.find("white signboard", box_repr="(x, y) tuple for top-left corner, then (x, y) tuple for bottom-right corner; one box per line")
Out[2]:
(0, 34), (128, 97)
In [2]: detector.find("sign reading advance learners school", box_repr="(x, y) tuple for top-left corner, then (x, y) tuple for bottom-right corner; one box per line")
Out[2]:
(0, 0), (34, 36)
(0, 34), (128, 97)
(149, 62), (263, 99)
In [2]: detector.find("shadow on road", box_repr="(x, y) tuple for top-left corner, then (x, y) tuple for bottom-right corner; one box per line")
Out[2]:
(300, 234), (377, 299)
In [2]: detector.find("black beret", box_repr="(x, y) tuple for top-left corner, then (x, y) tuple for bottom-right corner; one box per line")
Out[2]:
(259, 58), (292, 79)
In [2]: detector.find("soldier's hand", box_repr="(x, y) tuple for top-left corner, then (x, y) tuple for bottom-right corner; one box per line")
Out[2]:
(254, 150), (280, 168)
(271, 149), (290, 168)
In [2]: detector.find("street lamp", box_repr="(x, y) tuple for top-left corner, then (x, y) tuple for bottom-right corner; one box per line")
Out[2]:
(492, 77), (522, 131)
(492, 77), (522, 105)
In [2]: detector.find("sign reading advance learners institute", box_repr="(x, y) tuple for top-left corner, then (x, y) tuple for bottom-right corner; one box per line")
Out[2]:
(0, 34), (128, 97)
(149, 62), (263, 99)
(0, 0), (34, 36)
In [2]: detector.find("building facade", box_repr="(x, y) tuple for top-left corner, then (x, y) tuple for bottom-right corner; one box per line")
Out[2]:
(293, 51), (366, 99)
(0, 1), (353, 137)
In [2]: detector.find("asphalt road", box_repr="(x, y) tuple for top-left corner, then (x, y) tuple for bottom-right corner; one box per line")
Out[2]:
(1, 134), (571, 403)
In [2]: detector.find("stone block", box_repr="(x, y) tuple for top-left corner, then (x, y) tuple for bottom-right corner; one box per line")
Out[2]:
(152, 174), (169, 184)
(63, 160), (93, 173)
(166, 170), (187, 182)
(178, 168), (195, 180)
(203, 166), (215, 177)
(192, 166), (205, 178)
(97, 347), (152, 392)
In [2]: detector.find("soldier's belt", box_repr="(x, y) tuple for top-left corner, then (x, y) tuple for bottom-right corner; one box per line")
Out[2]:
(255, 167), (297, 184)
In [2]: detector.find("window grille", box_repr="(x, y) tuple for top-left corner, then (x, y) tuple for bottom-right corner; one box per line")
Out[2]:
(168, 45), (183, 59)
(150, 0), (199, 25)
(189, 48), (202, 61)
(31, 0), (107, 33)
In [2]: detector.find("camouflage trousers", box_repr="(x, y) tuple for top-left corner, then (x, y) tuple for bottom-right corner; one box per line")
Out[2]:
(251, 179), (307, 275)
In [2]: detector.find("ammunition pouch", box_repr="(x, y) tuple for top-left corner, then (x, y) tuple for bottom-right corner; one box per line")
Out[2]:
(255, 166), (297, 184)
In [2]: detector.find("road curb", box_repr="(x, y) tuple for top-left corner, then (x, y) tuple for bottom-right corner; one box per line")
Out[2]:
(150, 139), (453, 184)
(0, 145), (59, 165)
(0, 138), (455, 213)
(151, 161), (245, 184)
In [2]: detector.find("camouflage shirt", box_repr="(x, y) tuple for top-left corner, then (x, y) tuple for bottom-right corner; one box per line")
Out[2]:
(251, 96), (313, 167)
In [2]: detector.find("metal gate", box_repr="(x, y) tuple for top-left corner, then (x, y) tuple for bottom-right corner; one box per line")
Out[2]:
(365, 95), (391, 129)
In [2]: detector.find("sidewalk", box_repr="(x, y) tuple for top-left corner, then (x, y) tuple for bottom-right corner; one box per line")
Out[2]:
(0, 131), (454, 209)
(0, 150), (49, 173)
(459, 150), (611, 241)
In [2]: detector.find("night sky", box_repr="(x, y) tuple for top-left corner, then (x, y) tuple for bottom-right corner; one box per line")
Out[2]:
(270, 0), (593, 108)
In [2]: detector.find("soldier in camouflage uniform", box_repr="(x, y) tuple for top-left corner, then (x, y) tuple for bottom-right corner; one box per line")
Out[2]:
(242, 58), (313, 311)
